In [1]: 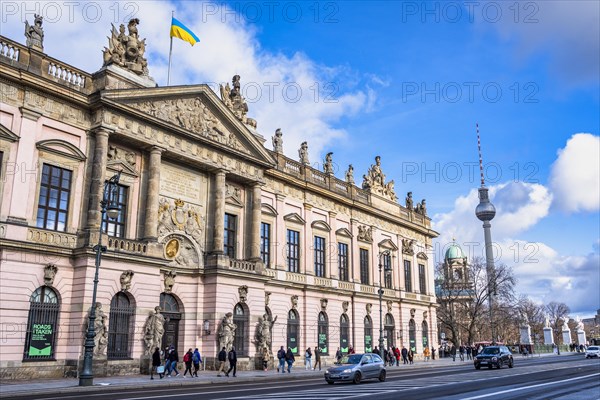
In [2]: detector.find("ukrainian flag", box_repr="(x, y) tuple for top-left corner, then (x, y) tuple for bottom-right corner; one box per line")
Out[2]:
(170, 17), (200, 46)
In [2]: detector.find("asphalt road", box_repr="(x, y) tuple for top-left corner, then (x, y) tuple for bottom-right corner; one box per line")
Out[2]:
(15, 356), (600, 400)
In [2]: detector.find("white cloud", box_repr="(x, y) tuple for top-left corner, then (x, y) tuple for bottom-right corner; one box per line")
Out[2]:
(0, 1), (375, 159)
(549, 133), (600, 213)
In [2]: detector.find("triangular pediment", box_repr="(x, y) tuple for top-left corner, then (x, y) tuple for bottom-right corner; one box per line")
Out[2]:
(36, 139), (86, 161)
(101, 85), (275, 168)
(0, 123), (19, 142)
(378, 238), (398, 251)
(107, 159), (138, 176)
(284, 213), (306, 225)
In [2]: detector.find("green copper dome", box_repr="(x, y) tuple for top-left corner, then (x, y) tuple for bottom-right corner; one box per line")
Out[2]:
(445, 243), (465, 260)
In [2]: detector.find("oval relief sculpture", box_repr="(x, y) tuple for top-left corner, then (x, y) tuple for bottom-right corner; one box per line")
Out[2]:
(165, 238), (180, 259)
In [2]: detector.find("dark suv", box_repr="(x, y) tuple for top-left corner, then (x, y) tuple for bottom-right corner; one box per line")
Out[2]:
(474, 346), (514, 369)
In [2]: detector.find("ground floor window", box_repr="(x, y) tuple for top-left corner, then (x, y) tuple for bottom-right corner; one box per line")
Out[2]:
(384, 313), (395, 348)
(233, 303), (248, 356)
(318, 311), (329, 355)
(364, 316), (373, 353)
(160, 293), (181, 351)
(409, 319), (416, 352)
(422, 320), (429, 349)
(108, 292), (135, 359)
(340, 314), (349, 353)
(23, 286), (60, 361)
(287, 309), (299, 354)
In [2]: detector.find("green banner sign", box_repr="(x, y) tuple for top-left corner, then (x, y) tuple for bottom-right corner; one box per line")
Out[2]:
(365, 334), (372, 352)
(28, 323), (53, 356)
(318, 332), (328, 354)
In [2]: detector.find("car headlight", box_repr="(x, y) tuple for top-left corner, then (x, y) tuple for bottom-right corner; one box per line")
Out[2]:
(342, 369), (352, 373)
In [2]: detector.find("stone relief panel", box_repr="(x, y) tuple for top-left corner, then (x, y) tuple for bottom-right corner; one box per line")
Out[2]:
(160, 162), (207, 206)
(158, 197), (204, 269)
(12, 89), (91, 129)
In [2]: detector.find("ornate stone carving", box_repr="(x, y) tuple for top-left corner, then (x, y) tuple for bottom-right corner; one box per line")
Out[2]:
(410, 308), (416, 318)
(386, 300), (393, 313)
(415, 199), (427, 216)
(86, 303), (108, 357)
(576, 316), (584, 332)
(107, 145), (136, 169)
(402, 238), (415, 256)
(561, 318), (569, 331)
(345, 164), (355, 185)
(342, 301), (349, 313)
(320, 298), (328, 310)
(357, 225), (373, 243)
(272, 129), (283, 154)
(405, 192), (414, 210)
(218, 312), (237, 351)
(166, 234), (200, 268)
(219, 75), (257, 129)
(164, 237), (180, 259)
(324, 152), (334, 175)
(362, 156), (398, 202)
(163, 270), (176, 293)
(423, 311), (428, 319)
(256, 313), (277, 351)
(142, 306), (165, 356)
(102, 19), (149, 76)
(366, 303), (372, 315)
(265, 291), (271, 306)
(291, 295), (299, 309)
(158, 198), (204, 246)
(120, 270), (134, 291)
(225, 184), (242, 204)
(238, 285), (248, 303)
(24, 14), (44, 51)
(43, 264), (58, 286)
(298, 142), (309, 165)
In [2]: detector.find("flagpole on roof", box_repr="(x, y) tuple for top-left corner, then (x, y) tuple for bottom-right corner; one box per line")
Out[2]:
(167, 10), (174, 86)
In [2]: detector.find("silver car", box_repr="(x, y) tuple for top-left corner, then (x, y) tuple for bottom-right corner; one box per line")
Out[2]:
(585, 346), (600, 358)
(324, 353), (387, 384)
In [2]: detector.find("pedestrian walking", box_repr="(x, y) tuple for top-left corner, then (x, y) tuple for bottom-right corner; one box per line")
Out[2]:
(423, 346), (430, 361)
(401, 346), (408, 364)
(305, 347), (312, 370)
(450, 344), (456, 362)
(394, 346), (401, 366)
(167, 346), (179, 377)
(151, 347), (163, 379)
(466, 346), (472, 360)
(285, 347), (295, 373)
(313, 346), (322, 371)
(335, 347), (342, 365)
(226, 346), (237, 377)
(348, 345), (355, 354)
(408, 348), (414, 364)
(183, 348), (194, 377)
(277, 346), (286, 373)
(459, 345), (465, 361)
(262, 347), (270, 371)
(164, 346), (172, 376)
(216, 347), (227, 377)
(431, 347), (436, 360)
(192, 348), (202, 377)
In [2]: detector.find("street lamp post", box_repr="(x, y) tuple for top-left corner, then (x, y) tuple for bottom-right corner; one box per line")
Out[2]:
(378, 250), (391, 360)
(79, 172), (121, 387)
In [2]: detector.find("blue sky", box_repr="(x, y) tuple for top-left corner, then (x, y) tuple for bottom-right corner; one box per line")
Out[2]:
(1, 1), (598, 316)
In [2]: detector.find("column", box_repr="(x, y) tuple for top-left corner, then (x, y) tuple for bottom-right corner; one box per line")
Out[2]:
(328, 211), (337, 279)
(249, 183), (262, 260)
(86, 126), (112, 230)
(143, 146), (163, 241)
(211, 169), (226, 254)
(274, 194), (286, 269)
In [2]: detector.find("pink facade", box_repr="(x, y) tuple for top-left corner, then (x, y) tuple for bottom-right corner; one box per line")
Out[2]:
(0, 33), (438, 379)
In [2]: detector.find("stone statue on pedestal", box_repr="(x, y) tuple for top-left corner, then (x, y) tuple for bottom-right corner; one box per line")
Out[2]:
(299, 142), (310, 165)
(218, 312), (237, 351)
(405, 192), (414, 210)
(345, 165), (355, 184)
(256, 313), (277, 351)
(272, 129), (283, 153)
(324, 152), (334, 175)
(143, 306), (165, 355)
(102, 18), (149, 76)
(85, 302), (108, 357)
(25, 14), (44, 51)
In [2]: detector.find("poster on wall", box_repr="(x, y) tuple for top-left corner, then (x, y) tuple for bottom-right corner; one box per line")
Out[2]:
(318, 333), (328, 355)
(365, 334), (372, 353)
(28, 323), (53, 356)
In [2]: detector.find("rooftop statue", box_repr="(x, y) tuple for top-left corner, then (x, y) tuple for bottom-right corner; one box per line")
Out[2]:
(272, 129), (283, 153)
(299, 142), (310, 165)
(219, 75), (257, 129)
(345, 164), (355, 185)
(324, 152), (334, 175)
(24, 14), (44, 51)
(102, 18), (149, 76)
(362, 156), (398, 202)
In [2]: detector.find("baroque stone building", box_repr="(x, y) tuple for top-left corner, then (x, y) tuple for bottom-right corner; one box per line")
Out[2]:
(0, 21), (438, 379)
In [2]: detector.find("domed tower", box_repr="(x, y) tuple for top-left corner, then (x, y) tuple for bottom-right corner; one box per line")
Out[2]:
(475, 124), (497, 344)
(444, 241), (469, 285)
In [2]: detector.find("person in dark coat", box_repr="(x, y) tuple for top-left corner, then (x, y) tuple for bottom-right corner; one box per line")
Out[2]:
(183, 348), (194, 377)
(226, 346), (237, 377)
(277, 346), (286, 373)
(450, 344), (457, 362)
(192, 348), (202, 377)
(151, 347), (162, 379)
(217, 347), (227, 377)
(285, 347), (295, 373)
(401, 346), (409, 364)
(313, 346), (321, 371)
(167, 346), (180, 377)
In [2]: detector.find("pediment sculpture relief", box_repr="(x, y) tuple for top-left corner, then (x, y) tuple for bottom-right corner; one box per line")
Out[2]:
(357, 225), (373, 243)
(362, 156), (398, 202)
(402, 238), (415, 256)
(158, 198), (204, 244)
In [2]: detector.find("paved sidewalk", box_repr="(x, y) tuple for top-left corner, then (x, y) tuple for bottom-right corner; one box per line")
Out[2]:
(0, 351), (570, 397)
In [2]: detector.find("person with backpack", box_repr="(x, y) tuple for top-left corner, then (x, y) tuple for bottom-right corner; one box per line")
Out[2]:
(304, 347), (312, 370)
(167, 346), (179, 377)
(277, 346), (286, 373)
(313, 346), (321, 371)
(183, 348), (193, 377)
(192, 348), (202, 377)
(216, 347), (227, 377)
(285, 347), (295, 373)
(226, 346), (237, 377)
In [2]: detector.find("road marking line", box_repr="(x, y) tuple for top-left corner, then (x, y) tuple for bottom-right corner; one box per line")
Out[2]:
(461, 372), (600, 400)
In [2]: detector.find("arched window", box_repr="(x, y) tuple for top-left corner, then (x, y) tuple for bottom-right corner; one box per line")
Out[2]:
(422, 320), (429, 349)
(364, 316), (373, 353)
(287, 309), (300, 354)
(340, 314), (349, 354)
(409, 319), (416, 352)
(159, 293), (181, 350)
(318, 311), (329, 355)
(384, 313), (395, 348)
(23, 286), (60, 360)
(233, 303), (248, 356)
(108, 292), (135, 359)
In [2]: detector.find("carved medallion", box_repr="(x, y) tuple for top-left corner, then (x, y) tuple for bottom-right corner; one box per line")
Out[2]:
(164, 238), (180, 259)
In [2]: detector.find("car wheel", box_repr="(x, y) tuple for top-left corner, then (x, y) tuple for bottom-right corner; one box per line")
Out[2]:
(497, 360), (502, 369)
(509, 359), (514, 368)
(378, 370), (386, 382)
(488, 364), (492, 369)
(353, 372), (362, 385)
(326, 380), (334, 385)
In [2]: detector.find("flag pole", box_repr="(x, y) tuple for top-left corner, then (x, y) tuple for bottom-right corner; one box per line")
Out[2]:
(167, 10), (174, 86)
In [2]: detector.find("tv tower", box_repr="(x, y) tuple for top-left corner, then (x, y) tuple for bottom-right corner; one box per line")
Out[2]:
(474, 123), (498, 344)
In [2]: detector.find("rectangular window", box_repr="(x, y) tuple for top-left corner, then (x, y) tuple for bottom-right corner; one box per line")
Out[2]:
(260, 222), (271, 267)
(101, 184), (128, 238)
(384, 252), (392, 289)
(360, 249), (369, 285)
(224, 213), (237, 258)
(419, 263), (427, 294)
(338, 243), (349, 281)
(286, 229), (300, 273)
(404, 260), (412, 292)
(36, 164), (72, 232)
(314, 236), (326, 277)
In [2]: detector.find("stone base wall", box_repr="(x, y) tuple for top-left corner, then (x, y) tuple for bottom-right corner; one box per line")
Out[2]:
(0, 359), (78, 380)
